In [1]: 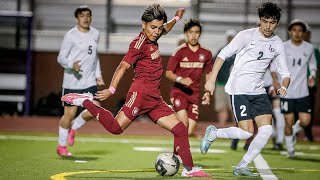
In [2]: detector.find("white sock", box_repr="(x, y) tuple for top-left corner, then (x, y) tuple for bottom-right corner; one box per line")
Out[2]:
(209, 127), (252, 140)
(236, 159), (249, 169)
(243, 125), (273, 163)
(274, 108), (285, 144)
(58, 126), (69, 146)
(285, 135), (295, 152)
(71, 111), (86, 130)
(293, 120), (302, 134)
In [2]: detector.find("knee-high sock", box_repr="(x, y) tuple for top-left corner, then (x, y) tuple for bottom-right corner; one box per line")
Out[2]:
(171, 122), (193, 170)
(242, 125), (273, 164)
(58, 126), (69, 146)
(285, 135), (295, 152)
(273, 107), (285, 144)
(83, 100), (123, 135)
(293, 120), (303, 134)
(71, 111), (86, 130)
(211, 127), (253, 140)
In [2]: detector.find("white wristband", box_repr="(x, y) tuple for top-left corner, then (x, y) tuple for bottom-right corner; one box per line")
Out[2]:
(280, 86), (287, 91)
(176, 76), (182, 83)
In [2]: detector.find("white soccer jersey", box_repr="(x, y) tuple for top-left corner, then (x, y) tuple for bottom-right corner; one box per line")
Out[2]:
(264, 66), (273, 87)
(218, 28), (290, 95)
(281, 40), (317, 98)
(57, 26), (102, 89)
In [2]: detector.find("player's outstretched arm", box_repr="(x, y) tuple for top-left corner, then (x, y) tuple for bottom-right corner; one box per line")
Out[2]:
(95, 61), (131, 101)
(205, 57), (224, 95)
(163, 8), (185, 35)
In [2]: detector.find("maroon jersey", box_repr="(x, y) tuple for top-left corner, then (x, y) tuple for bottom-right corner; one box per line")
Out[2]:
(167, 43), (213, 101)
(122, 32), (163, 97)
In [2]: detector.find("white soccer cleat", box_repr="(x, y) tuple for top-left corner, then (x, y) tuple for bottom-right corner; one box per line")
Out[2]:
(61, 93), (93, 106)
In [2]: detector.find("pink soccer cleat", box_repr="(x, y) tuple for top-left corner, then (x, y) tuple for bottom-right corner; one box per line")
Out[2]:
(61, 93), (93, 106)
(56, 145), (72, 156)
(181, 167), (211, 177)
(68, 128), (76, 146)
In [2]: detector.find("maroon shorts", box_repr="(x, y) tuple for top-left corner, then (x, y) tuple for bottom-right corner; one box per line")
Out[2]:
(121, 91), (174, 123)
(170, 90), (199, 121)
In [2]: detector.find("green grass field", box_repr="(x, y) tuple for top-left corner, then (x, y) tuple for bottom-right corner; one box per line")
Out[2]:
(1, 132), (320, 180)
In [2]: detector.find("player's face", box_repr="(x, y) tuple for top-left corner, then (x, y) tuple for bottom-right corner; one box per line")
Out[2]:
(185, 26), (201, 46)
(259, 17), (279, 38)
(76, 11), (92, 30)
(289, 25), (304, 43)
(142, 19), (164, 42)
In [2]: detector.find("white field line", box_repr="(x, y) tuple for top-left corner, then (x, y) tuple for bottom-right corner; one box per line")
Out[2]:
(133, 147), (227, 153)
(254, 154), (278, 180)
(0, 135), (319, 150)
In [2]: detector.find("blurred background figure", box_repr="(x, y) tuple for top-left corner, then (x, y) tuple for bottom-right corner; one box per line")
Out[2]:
(214, 29), (237, 126)
(166, 18), (213, 136)
(56, 6), (104, 156)
(300, 22), (320, 142)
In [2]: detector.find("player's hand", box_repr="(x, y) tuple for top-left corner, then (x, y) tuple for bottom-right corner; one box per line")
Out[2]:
(201, 92), (211, 105)
(175, 8), (185, 19)
(96, 77), (105, 86)
(94, 89), (112, 101)
(277, 87), (287, 97)
(204, 80), (215, 95)
(308, 76), (315, 87)
(73, 61), (81, 72)
(181, 77), (193, 86)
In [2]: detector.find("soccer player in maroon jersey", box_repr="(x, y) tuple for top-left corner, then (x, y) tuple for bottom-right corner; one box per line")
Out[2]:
(61, 4), (210, 177)
(166, 18), (212, 136)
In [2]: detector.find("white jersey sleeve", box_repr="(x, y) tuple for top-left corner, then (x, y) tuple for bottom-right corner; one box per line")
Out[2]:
(95, 34), (102, 78)
(218, 30), (249, 60)
(57, 32), (74, 69)
(273, 42), (291, 80)
(308, 47), (317, 77)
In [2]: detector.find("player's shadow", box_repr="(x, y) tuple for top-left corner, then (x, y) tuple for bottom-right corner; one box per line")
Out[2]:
(58, 156), (99, 161)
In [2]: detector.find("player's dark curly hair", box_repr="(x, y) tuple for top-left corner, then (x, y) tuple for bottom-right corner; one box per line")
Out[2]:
(74, 6), (92, 18)
(257, 2), (281, 21)
(141, 4), (167, 23)
(184, 18), (202, 33)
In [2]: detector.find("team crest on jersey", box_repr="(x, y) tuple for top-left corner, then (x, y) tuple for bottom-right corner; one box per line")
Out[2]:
(132, 107), (139, 116)
(150, 46), (154, 51)
(199, 54), (205, 62)
(174, 99), (181, 107)
(269, 45), (275, 52)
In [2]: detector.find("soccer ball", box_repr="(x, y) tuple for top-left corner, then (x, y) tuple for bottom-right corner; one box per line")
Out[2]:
(155, 153), (180, 176)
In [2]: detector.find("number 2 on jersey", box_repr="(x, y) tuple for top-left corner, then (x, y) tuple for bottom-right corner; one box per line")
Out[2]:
(240, 105), (247, 117)
(257, 51), (264, 60)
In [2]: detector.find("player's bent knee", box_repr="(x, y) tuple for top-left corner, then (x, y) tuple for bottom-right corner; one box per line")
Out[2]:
(258, 125), (273, 139)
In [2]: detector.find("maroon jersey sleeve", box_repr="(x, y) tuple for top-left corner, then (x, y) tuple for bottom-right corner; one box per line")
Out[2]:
(204, 51), (213, 73)
(166, 50), (181, 72)
(122, 40), (144, 65)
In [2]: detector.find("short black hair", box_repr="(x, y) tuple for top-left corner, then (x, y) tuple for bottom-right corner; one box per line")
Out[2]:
(288, 19), (307, 32)
(141, 4), (167, 23)
(74, 6), (92, 18)
(257, 2), (281, 21)
(184, 18), (202, 33)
